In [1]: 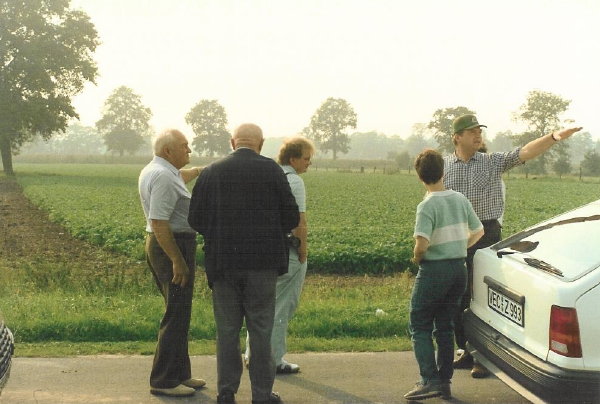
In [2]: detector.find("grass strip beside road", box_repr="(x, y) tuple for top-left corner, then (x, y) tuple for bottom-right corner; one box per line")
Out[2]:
(15, 337), (412, 357)
(1, 274), (414, 357)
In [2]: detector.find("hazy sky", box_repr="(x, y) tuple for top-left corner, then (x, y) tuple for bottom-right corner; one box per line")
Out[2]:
(70, 0), (600, 140)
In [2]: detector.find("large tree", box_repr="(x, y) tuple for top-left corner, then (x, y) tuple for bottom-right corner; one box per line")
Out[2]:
(553, 156), (572, 178)
(427, 106), (475, 154)
(22, 122), (104, 154)
(489, 130), (514, 152)
(96, 86), (152, 156)
(347, 131), (400, 159)
(0, 0), (99, 175)
(567, 130), (594, 168)
(185, 99), (230, 157)
(306, 97), (357, 160)
(55, 123), (104, 154)
(406, 123), (436, 157)
(513, 90), (571, 174)
(581, 150), (600, 176)
(393, 150), (412, 172)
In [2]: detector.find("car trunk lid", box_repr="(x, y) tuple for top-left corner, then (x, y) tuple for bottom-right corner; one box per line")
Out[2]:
(493, 200), (600, 281)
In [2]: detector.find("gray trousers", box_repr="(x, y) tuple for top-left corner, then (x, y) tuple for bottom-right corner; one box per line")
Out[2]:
(245, 248), (307, 365)
(212, 269), (278, 402)
(145, 233), (196, 389)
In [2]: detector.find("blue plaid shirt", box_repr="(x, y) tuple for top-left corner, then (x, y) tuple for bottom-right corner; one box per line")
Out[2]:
(443, 149), (522, 221)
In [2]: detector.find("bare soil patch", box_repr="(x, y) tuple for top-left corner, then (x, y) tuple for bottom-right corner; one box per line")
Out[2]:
(0, 176), (140, 275)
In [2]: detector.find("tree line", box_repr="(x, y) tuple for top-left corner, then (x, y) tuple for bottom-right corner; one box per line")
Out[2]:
(16, 85), (600, 177)
(2, 0), (600, 177)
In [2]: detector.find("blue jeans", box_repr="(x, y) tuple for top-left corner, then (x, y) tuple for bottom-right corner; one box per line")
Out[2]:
(409, 258), (467, 383)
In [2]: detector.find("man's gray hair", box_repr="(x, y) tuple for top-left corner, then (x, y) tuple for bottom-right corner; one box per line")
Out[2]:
(153, 129), (184, 155)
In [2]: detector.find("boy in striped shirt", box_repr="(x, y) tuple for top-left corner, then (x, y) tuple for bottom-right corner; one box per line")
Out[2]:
(404, 149), (484, 401)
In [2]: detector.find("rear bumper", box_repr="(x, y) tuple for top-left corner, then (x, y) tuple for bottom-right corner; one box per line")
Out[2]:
(464, 309), (600, 403)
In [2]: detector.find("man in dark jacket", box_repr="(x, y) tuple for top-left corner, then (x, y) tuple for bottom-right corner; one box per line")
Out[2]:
(188, 123), (299, 404)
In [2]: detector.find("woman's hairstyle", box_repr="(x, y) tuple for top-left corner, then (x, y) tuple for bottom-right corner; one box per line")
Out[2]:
(277, 136), (315, 165)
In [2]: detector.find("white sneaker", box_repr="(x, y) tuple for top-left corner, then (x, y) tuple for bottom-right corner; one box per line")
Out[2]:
(276, 359), (300, 374)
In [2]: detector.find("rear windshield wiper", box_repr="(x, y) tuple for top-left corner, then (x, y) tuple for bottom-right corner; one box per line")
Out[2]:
(523, 258), (564, 277)
(496, 241), (539, 257)
(493, 214), (600, 252)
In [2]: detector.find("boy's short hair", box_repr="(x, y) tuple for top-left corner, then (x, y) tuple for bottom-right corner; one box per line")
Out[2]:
(414, 149), (444, 185)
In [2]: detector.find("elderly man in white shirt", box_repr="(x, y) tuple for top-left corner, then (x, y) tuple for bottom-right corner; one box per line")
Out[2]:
(138, 129), (204, 397)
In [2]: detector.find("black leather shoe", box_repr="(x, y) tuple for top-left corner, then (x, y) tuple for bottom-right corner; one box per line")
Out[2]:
(453, 351), (474, 369)
(217, 391), (237, 404)
(471, 362), (490, 378)
(252, 391), (282, 404)
(440, 381), (452, 400)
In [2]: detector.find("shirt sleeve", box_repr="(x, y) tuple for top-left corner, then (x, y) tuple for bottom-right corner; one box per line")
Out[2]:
(148, 172), (178, 221)
(492, 148), (523, 173)
(278, 168), (300, 234)
(287, 174), (306, 212)
(188, 166), (215, 235)
(414, 202), (433, 241)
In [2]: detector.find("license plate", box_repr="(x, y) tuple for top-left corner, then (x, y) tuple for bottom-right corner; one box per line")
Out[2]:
(488, 287), (524, 327)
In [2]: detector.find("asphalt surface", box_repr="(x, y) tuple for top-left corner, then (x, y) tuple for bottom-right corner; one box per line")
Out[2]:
(1, 352), (532, 404)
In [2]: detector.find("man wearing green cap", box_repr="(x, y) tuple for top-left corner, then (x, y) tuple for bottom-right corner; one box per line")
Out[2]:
(444, 114), (582, 379)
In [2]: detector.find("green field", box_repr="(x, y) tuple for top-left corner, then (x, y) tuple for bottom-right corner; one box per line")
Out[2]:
(12, 163), (600, 274)
(1, 163), (598, 355)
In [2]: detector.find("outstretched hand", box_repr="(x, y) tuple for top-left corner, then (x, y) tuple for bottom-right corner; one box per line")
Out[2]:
(554, 127), (583, 141)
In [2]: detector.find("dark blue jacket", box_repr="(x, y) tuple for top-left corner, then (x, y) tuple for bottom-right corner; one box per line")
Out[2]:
(188, 148), (299, 286)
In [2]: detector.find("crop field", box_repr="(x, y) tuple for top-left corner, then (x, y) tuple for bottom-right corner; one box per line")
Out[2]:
(2, 163), (599, 353)
(13, 163), (600, 275)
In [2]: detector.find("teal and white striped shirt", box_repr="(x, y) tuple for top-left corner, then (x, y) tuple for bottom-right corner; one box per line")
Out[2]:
(414, 190), (483, 261)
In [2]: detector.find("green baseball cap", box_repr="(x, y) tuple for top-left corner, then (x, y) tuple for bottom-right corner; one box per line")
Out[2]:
(452, 114), (487, 134)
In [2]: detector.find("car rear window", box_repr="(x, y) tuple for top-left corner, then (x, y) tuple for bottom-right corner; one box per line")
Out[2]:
(493, 202), (600, 281)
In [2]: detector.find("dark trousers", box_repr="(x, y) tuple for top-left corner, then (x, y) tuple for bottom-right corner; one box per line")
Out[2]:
(410, 258), (467, 383)
(453, 220), (502, 350)
(212, 269), (278, 402)
(145, 233), (196, 388)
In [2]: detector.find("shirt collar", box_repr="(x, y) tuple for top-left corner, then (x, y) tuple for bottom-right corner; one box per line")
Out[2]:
(234, 147), (258, 155)
(281, 165), (297, 175)
(451, 151), (483, 163)
(152, 155), (179, 176)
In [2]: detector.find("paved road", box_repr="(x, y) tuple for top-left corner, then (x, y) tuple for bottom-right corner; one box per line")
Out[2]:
(1, 352), (531, 404)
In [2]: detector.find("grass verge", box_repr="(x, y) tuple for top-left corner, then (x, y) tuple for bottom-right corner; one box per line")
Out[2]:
(1, 274), (414, 357)
(15, 337), (412, 358)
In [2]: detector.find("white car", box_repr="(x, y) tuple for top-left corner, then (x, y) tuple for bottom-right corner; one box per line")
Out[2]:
(465, 199), (600, 404)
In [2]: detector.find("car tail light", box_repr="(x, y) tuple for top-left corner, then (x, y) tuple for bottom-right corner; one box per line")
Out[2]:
(549, 305), (582, 358)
